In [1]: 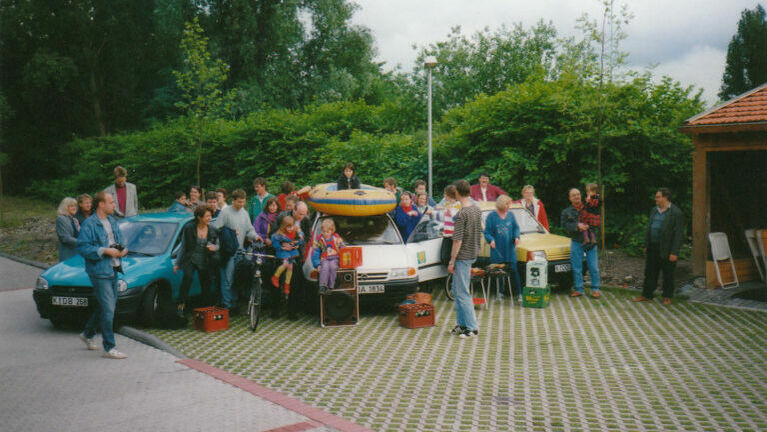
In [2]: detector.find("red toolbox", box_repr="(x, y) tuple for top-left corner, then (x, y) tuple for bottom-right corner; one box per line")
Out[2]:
(193, 306), (229, 332)
(398, 303), (435, 329)
(339, 246), (363, 269)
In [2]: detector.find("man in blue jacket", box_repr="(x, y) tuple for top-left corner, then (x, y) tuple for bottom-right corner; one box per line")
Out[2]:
(77, 191), (129, 359)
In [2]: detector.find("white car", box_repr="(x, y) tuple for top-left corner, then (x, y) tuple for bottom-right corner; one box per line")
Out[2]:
(302, 213), (447, 303)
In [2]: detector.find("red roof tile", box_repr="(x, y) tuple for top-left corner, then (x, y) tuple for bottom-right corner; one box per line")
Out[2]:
(686, 84), (767, 126)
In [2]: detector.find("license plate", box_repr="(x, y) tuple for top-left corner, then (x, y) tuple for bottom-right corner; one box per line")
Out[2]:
(554, 263), (571, 273)
(358, 284), (385, 294)
(52, 296), (88, 307)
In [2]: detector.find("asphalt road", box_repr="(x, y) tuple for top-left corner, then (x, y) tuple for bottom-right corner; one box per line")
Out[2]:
(0, 256), (339, 432)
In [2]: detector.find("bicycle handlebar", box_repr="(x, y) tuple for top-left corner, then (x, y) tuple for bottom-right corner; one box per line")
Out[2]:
(236, 250), (278, 260)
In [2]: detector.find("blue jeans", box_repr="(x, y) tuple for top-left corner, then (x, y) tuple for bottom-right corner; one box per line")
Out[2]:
(570, 240), (600, 293)
(83, 273), (118, 352)
(452, 259), (479, 331)
(220, 253), (243, 308)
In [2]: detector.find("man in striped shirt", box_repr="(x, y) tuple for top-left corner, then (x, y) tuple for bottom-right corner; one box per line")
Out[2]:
(448, 180), (482, 339)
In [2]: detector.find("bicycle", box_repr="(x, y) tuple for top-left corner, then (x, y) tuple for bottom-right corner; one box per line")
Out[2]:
(236, 244), (276, 331)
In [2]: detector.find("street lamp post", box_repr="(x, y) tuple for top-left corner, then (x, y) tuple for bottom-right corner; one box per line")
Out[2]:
(424, 56), (438, 200)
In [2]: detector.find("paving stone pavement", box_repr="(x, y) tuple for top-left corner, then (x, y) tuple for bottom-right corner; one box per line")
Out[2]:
(0, 256), (341, 432)
(149, 288), (767, 432)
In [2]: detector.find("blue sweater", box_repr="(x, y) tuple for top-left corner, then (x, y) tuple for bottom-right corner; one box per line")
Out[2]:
(483, 211), (520, 264)
(393, 206), (422, 243)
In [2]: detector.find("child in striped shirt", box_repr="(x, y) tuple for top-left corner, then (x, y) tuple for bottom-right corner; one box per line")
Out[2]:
(435, 185), (461, 263)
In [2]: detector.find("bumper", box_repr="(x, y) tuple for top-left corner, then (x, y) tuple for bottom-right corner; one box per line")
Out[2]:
(33, 288), (144, 323)
(358, 278), (418, 303)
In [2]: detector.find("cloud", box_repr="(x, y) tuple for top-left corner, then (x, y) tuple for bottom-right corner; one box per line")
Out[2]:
(350, 0), (753, 105)
(648, 45), (727, 105)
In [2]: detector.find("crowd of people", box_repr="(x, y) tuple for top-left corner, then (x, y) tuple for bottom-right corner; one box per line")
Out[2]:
(58, 164), (684, 355)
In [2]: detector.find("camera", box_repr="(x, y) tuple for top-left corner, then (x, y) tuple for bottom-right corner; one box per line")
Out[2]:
(110, 243), (125, 252)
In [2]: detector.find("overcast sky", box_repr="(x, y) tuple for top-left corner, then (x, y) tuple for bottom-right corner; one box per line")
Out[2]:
(350, 0), (761, 105)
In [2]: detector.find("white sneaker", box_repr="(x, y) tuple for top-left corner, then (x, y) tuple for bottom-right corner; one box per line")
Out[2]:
(79, 333), (99, 350)
(459, 329), (479, 339)
(103, 348), (128, 359)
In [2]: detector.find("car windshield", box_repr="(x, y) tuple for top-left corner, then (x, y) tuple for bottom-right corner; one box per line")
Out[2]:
(315, 215), (401, 245)
(118, 221), (178, 256)
(481, 208), (545, 235)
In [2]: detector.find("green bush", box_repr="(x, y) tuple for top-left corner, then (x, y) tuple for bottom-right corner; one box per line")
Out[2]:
(29, 75), (702, 254)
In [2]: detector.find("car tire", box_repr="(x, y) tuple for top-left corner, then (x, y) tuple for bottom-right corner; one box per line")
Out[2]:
(444, 274), (454, 301)
(140, 283), (166, 327)
(50, 315), (69, 330)
(556, 273), (573, 291)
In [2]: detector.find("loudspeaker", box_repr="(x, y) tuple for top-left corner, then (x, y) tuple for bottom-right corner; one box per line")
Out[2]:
(335, 269), (357, 290)
(320, 269), (359, 327)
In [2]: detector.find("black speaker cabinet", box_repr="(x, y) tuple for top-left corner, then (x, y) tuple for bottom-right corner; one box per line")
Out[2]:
(320, 269), (359, 327)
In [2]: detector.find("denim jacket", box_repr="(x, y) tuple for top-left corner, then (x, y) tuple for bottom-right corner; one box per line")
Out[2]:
(77, 214), (124, 278)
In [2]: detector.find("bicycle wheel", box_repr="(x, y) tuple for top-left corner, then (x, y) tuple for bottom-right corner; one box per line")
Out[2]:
(249, 278), (263, 331)
(444, 273), (454, 301)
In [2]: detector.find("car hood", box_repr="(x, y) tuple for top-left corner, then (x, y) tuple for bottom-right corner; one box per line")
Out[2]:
(517, 232), (572, 261)
(356, 244), (412, 271)
(40, 254), (162, 286)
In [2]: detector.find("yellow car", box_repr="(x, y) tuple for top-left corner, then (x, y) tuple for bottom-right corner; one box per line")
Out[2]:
(443, 202), (574, 298)
(481, 202), (573, 288)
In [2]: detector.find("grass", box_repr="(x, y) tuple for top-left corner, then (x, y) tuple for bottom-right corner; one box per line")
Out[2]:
(0, 195), (56, 229)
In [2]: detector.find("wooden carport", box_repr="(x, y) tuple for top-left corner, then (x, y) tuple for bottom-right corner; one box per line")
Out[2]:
(681, 84), (767, 287)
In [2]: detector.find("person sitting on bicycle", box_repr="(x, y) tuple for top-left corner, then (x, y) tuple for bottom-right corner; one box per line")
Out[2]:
(311, 218), (345, 296)
(270, 216), (304, 301)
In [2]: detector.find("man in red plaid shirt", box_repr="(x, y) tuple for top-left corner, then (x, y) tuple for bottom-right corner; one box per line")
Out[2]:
(579, 183), (601, 248)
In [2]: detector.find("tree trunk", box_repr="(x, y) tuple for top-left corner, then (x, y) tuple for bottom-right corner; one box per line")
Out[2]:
(196, 121), (202, 188)
(90, 70), (106, 136)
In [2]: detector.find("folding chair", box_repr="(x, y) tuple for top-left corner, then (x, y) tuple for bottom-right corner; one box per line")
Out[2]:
(745, 229), (766, 283)
(758, 230), (767, 283)
(708, 232), (739, 289)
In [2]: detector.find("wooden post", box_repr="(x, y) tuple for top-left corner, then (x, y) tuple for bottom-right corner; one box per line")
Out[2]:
(691, 140), (707, 275)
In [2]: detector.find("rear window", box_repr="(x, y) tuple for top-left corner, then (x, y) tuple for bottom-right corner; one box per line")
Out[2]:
(314, 215), (401, 245)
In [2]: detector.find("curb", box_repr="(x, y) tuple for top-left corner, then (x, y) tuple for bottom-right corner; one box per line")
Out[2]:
(118, 326), (188, 359)
(0, 251), (50, 270)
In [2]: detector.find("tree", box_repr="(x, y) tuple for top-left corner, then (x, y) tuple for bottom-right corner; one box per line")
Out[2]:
(411, 22), (559, 118)
(0, 0), (183, 193)
(173, 17), (235, 187)
(720, 4), (767, 100)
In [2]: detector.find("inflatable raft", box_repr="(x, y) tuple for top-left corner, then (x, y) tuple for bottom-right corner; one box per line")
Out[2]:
(307, 183), (397, 216)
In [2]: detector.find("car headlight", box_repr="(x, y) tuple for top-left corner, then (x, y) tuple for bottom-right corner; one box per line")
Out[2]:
(36, 277), (49, 290)
(389, 267), (417, 279)
(117, 280), (128, 293)
(527, 251), (546, 261)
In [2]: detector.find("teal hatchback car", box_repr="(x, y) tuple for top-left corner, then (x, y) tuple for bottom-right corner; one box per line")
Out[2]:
(33, 212), (204, 328)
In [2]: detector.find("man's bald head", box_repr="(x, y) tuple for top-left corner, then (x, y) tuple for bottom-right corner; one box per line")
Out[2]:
(293, 201), (308, 221)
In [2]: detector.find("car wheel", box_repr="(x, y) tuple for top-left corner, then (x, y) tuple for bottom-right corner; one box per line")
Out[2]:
(444, 274), (454, 301)
(50, 315), (69, 329)
(140, 283), (167, 327)
(556, 273), (573, 291)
